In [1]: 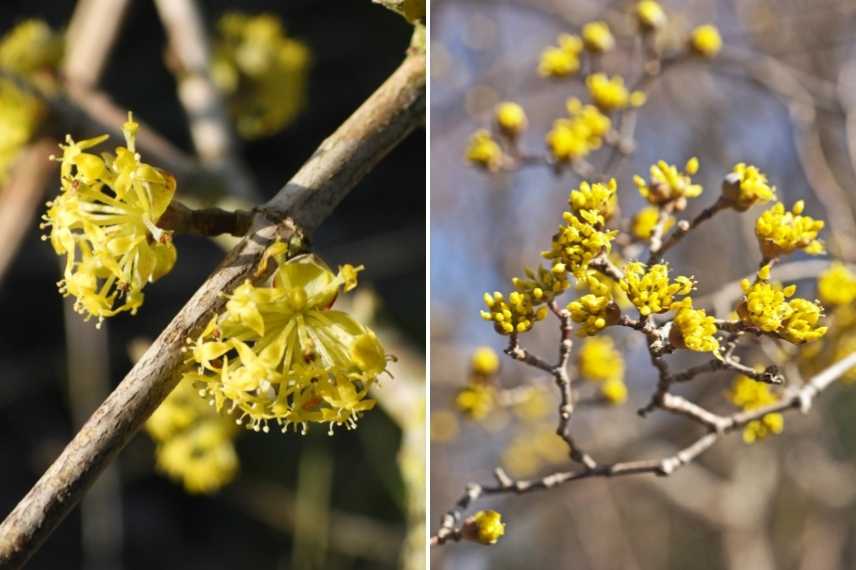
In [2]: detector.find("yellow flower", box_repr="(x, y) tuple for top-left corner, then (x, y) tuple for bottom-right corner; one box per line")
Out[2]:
(631, 206), (674, 240)
(755, 201), (825, 259)
(0, 79), (44, 184)
(495, 101), (527, 137)
(636, 1), (667, 31)
(620, 261), (694, 316)
(721, 163), (777, 211)
(569, 179), (618, 220)
(586, 73), (646, 112)
(781, 298), (828, 344)
(542, 209), (618, 278)
(670, 298), (720, 354)
(466, 129), (503, 171)
(728, 375), (783, 444)
(546, 98), (611, 161)
(633, 157), (702, 209)
(818, 263), (856, 306)
(567, 293), (619, 336)
(0, 19), (63, 75)
(455, 384), (496, 420)
(212, 13), (309, 139)
(601, 378), (628, 404)
(511, 265), (570, 304)
(467, 510), (505, 545)
(146, 379), (239, 494)
(471, 346), (500, 376)
(41, 114), (178, 325)
(691, 24), (722, 58)
(501, 427), (566, 477)
(183, 253), (387, 434)
(481, 290), (548, 335)
(582, 21), (615, 53)
(538, 34), (583, 77)
(578, 336), (624, 382)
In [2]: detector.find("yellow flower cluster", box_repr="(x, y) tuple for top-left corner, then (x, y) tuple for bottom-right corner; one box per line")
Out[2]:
(455, 383), (496, 420)
(568, 293), (619, 336)
(620, 261), (694, 316)
(546, 98), (611, 162)
(538, 34), (583, 77)
(0, 19), (63, 75)
(755, 201), (825, 258)
(542, 209), (618, 278)
(511, 265), (570, 304)
(467, 510), (505, 545)
(471, 346), (500, 377)
(631, 206), (673, 240)
(481, 290), (549, 335)
(501, 427), (567, 477)
(586, 73), (646, 112)
(691, 24), (722, 58)
(670, 298), (719, 354)
(721, 163), (776, 211)
(0, 80), (43, 184)
(582, 21), (614, 53)
(818, 263), (856, 306)
(495, 101), (527, 137)
(466, 129), (503, 170)
(212, 13), (309, 139)
(636, 1), (667, 31)
(728, 375), (783, 444)
(578, 336), (627, 404)
(738, 265), (827, 343)
(41, 115), (177, 325)
(569, 179), (617, 220)
(183, 252), (388, 434)
(633, 157), (701, 209)
(146, 379), (239, 494)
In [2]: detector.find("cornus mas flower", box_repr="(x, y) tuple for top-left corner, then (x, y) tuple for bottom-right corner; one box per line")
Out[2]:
(817, 263), (856, 306)
(578, 337), (628, 404)
(481, 290), (548, 335)
(501, 428), (567, 478)
(466, 129), (503, 170)
(146, 379), (239, 494)
(511, 265), (569, 304)
(0, 79), (43, 184)
(569, 179), (618, 220)
(41, 114), (178, 325)
(620, 262), (694, 316)
(691, 24), (722, 58)
(567, 293), (619, 336)
(721, 163), (776, 211)
(212, 12), (309, 139)
(183, 253), (388, 434)
(546, 98), (611, 162)
(470, 346), (500, 377)
(582, 21), (614, 53)
(0, 19), (63, 75)
(538, 34), (583, 77)
(632, 206), (674, 240)
(728, 375), (783, 444)
(464, 510), (506, 545)
(670, 298), (720, 354)
(455, 383), (495, 420)
(494, 101), (527, 137)
(542, 209), (618, 278)
(633, 157), (701, 210)
(636, 1), (667, 31)
(586, 73), (646, 112)
(755, 200), (825, 258)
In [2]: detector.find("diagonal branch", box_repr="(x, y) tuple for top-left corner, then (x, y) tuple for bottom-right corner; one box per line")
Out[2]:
(0, 53), (425, 569)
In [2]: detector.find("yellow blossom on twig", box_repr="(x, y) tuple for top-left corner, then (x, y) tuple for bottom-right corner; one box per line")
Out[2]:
(538, 34), (583, 77)
(755, 200), (825, 259)
(721, 163), (776, 211)
(620, 261), (694, 316)
(728, 375), (783, 444)
(633, 157), (701, 209)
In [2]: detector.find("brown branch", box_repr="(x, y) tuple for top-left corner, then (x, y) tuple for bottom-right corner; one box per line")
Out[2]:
(648, 197), (728, 263)
(0, 53), (425, 569)
(62, 0), (131, 89)
(156, 201), (253, 237)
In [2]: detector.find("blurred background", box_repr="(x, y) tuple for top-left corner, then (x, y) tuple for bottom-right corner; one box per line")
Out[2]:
(430, 0), (856, 568)
(0, 1), (424, 569)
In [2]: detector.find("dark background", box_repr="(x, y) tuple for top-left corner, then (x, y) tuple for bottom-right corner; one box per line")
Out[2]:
(0, 1), (424, 569)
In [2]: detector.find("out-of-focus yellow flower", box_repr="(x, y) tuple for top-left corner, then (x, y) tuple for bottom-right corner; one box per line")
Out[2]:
(670, 298), (719, 354)
(721, 163), (776, 211)
(212, 13), (309, 139)
(691, 24), (722, 58)
(481, 290), (548, 335)
(569, 179), (618, 220)
(818, 263), (856, 306)
(471, 346), (500, 376)
(512, 265), (570, 304)
(466, 129), (503, 171)
(546, 98), (611, 162)
(834, 335), (856, 383)
(542, 209), (618, 278)
(183, 253), (387, 434)
(582, 21), (615, 53)
(538, 34), (583, 77)
(620, 261), (694, 316)
(586, 73), (646, 112)
(755, 200), (825, 258)
(0, 79), (44, 184)
(631, 206), (674, 240)
(0, 19), (63, 75)
(728, 375), (783, 444)
(601, 378), (628, 404)
(512, 387), (553, 421)
(456, 383), (496, 420)
(494, 101), (527, 137)
(146, 379), (239, 494)
(578, 336), (623, 382)
(501, 427), (566, 477)
(633, 157), (701, 209)
(466, 510), (505, 545)
(636, 1), (667, 31)
(41, 114), (177, 325)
